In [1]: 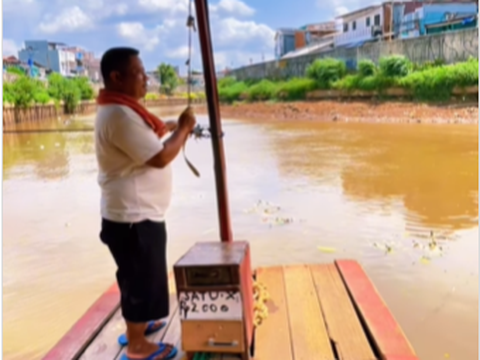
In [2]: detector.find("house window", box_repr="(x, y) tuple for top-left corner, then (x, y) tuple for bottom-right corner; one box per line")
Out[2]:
(366, 17), (371, 27)
(374, 14), (381, 26)
(343, 23), (349, 32)
(352, 21), (357, 30)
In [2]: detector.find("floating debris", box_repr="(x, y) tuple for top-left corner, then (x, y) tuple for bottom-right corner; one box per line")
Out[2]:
(373, 242), (394, 254)
(246, 200), (294, 227)
(317, 246), (336, 254)
(244, 200), (281, 215)
(420, 256), (431, 265)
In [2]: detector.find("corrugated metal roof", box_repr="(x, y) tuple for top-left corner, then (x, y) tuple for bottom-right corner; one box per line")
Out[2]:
(281, 40), (334, 59)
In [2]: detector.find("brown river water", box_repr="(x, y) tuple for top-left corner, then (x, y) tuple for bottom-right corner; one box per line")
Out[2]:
(3, 107), (478, 360)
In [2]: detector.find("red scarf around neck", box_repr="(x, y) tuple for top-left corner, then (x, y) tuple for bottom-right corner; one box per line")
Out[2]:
(97, 89), (167, 138)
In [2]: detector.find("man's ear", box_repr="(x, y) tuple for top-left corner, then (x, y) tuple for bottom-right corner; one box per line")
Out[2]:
(109, 71), (122, 85)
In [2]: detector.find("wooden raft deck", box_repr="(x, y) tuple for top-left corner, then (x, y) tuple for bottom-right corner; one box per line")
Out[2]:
(43, 260), (418, 360)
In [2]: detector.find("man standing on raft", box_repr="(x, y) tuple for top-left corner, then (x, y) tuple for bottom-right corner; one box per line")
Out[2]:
(94, 47), (196, 360)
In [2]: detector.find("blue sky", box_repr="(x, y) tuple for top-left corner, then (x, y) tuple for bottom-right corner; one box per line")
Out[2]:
(3, 0), (366, 72)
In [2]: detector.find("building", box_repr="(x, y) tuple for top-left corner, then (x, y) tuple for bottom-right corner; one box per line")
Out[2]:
(425, 14), (477, 34)
(334, 4), (392, 48)
(400, 1), (478, 38)
(18, 40), (75, 76)
(333, 1), (478, 47)
(64, 46), (101, 81)
(301, 21), (337, 45)
(274, 28), (297, 59)
(3, 55), (47, 78)
(275, 22), (337, 59)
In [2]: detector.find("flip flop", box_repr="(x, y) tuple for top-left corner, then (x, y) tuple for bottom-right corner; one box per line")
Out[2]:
(120, 343), (178, 360)
(117, 321), (167, 346)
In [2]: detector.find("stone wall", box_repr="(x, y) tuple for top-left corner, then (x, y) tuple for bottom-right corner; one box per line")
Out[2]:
(229, 28), (478, 81)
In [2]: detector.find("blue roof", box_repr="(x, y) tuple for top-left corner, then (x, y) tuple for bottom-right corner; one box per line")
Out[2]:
(344, 40), (367, 48)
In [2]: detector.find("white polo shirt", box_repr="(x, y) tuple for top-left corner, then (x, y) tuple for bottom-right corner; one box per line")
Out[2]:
(94, 104), (172, 223)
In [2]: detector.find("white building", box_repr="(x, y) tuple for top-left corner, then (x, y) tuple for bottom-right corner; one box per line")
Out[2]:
(334, 4), (388, 48)
(58, 50), (75, 77)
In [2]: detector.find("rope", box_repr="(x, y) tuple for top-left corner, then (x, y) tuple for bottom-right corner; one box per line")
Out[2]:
(182, 0), (201, 177)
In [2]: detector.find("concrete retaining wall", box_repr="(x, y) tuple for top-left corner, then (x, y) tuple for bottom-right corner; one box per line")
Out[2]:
(229, 28), (478, 81)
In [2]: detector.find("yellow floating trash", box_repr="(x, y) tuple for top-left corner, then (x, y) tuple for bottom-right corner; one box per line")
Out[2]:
(317, 246), (336, 253)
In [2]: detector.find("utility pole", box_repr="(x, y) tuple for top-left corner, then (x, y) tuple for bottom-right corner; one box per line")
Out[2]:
(390, 1), (394, 41)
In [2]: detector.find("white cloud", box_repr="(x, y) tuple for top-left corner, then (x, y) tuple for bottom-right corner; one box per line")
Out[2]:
(3, 39), (19, 57)
(166, 46), (195, 60)
(117, 22), (161, 51)
(138, 0), (188, 13)
(335, 6), (349, 16)
(39, 6), (94, 34)
(214, 17), (274, 48)
(5, 0), (275, 72)
(210, 0), (255, 17)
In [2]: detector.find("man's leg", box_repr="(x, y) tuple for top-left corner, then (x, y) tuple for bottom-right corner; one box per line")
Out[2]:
(101, 219), (174, 359)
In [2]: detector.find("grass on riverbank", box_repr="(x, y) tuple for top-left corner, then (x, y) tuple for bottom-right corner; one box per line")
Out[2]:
(218, 56), (479, 103)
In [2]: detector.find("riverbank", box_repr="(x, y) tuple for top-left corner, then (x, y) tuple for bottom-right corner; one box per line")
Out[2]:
(211, 100), (479, 124)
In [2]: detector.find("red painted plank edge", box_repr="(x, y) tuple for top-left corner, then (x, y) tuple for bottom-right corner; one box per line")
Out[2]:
(335, 260), (419, 360)
(42, 283), (120, 360)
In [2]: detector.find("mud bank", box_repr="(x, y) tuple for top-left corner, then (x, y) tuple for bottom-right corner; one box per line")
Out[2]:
(199, 101), (479, 124)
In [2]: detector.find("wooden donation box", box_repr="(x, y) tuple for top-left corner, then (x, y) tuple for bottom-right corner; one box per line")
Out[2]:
(174, 241), (254, 359)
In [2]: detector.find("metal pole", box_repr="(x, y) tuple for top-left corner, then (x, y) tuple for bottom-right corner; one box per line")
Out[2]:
(193, 0), (233, 243)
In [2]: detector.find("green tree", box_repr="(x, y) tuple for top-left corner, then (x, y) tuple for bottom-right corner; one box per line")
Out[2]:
(47, 73), (82, 113)
(72, 76), (95, 100)
(9, 77), (44, 108)
(157, 63), (179, 95)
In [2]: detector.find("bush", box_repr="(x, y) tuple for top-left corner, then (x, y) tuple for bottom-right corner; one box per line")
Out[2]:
(398, 59), (478, 101)
(245, 80), (277, 101)
(6, 67), (27, 77)
(379, 55), (412, 77)
(333, 73), (395, 93)
(412, 58), (446, 72)
(276, 78), (316, 100)
(218, 77), (237, 89)
(357, 59), (376, 77)
(217, 57), (478, 103)
(218, 81), (249, 103)
(306, 58), (347, 89)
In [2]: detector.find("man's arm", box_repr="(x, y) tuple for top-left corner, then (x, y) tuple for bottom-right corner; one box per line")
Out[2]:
(110, 111), (189, 169)
(165, 120), (178, 132)
(146, 127), (189, 168)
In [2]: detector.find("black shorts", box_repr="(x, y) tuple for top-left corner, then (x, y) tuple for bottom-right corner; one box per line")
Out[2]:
(100, 218), (170, 323)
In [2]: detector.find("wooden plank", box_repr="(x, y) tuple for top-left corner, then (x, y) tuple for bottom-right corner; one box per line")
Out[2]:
(254, 267), (293, 360)
(42, 283), (120, 360)
(78, 308), (123, 360)
(335, 260), (418, 360)
(310, 264), (376, 360)
(161, 306), (185, 360)
(283, 265), (335, 360)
